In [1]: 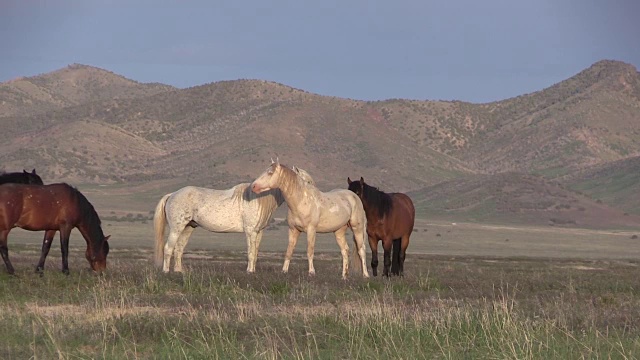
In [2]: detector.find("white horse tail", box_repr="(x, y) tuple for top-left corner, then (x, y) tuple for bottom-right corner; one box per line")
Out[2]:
(153, 193), (172, 268)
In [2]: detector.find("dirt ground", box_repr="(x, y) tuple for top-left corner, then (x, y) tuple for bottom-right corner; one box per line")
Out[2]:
(7, 217), (640, 263)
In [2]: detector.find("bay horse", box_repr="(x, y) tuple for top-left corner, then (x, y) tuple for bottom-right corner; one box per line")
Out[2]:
(153, 183), (284, 273)
(348, 177), (415, 277)
(0, 169), (60, 273)
(0, 183), (110, 275)
(251, 159), (369, 279)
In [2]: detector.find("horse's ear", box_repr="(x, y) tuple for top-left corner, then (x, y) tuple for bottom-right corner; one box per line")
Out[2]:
(32, 169), (36, 174)
(360, 177), (364, 184)
(104, 235), (111, 241)
(347, 177), (352, 184)
(270, 158), (275, 164)
(276, 156), (279, 164)
(23, 169), (28, 174)
(292, 165), (298, 173)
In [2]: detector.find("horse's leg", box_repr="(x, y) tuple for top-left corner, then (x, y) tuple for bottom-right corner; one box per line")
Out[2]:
(369, 235), (379, 277)
(254, 230), (264, 267)
(382, 238), (393, 277)
(245, 231), (255, 273)
(173, 226), (194, 273)
(0, 230), (15, 275)
(35, 230), (56, 273)
(391, 238), (401, 276)
(334, 226), (350, 280)
(163, 226), (184, 273)
(59, 226), (73, 275)
(306, 227), (318, 276)
(246, 231), (264, 273)
(399, 233), (410, 276)
(282, 227), (301, 273)
(352, 226), (370, 278)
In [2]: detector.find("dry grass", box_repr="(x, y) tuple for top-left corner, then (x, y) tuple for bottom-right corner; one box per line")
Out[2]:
(1, 233), (640, 359)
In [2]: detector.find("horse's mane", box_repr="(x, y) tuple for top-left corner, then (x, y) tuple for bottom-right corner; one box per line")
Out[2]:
(280, 165), (312, 193)
(362, 182), (393, 218)
(66, 184), (104, 240)
(293, 166), (315, 185)
(236, 183), (284, 227)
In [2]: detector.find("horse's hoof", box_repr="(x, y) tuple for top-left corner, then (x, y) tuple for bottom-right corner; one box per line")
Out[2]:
(62, 269), (70, 276)
(308, 271), (316, 277)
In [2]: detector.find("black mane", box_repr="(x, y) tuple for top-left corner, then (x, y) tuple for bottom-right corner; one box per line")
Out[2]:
(67, 184), (104, 243)
(362, 183), (393, 218)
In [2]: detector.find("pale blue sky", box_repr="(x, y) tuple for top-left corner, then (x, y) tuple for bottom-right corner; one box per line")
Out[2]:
(1, 0), (638, 103)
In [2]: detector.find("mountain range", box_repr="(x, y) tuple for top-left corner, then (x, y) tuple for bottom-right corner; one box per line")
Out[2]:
(1, 60), (639, 228)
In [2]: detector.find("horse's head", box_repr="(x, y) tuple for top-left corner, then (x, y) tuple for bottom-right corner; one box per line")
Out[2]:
(348, 176), (366, 196)
(292, 165), (315, 186)
(23, 169), (44, 185)
(252, 158), (283, 194)
(86, 234), (110, 273)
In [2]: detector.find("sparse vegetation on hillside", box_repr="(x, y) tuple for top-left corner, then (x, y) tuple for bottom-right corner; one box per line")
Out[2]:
(1, 60), (639, 225)
(408, 172), (640, 228)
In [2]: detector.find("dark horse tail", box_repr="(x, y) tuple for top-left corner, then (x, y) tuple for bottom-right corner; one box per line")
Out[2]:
(391, 238), (401, 274)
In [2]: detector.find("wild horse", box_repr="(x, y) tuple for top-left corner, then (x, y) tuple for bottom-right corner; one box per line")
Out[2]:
(154, 183), (284, 273)
(348, 177), (415, 277)
(252, 159), (369, 279)
(0, 169), (61, 272)
(0, 169), (43, 185)
(0, 183), (110, 274)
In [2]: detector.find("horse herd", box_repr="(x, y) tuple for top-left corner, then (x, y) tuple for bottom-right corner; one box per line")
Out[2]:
(0, 160), (415, 279)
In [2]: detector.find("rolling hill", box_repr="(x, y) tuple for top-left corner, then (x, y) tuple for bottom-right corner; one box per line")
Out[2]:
(1, 60), (639, 227)
(0, 64), (174, 118)
(407, 172), (640, 229)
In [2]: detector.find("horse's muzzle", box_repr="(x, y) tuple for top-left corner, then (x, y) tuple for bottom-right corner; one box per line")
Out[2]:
(91, 259), (107, 274)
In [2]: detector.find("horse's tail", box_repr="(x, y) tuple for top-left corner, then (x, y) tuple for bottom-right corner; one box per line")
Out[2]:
(153, 193), (172, 268)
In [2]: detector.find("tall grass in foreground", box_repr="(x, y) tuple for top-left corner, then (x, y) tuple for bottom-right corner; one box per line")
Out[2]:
(1, 248), (639, 359)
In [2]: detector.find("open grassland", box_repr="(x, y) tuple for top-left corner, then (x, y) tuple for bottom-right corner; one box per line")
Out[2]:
(2, 220), (640, 359)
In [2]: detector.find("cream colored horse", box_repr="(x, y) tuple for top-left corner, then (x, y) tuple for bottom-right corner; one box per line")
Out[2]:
(251, 160), (369, 279)
(153, 184), (283, 273)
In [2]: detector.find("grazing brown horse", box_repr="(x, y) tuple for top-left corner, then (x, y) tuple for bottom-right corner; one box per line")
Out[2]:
(0, 169), (58, 272)
(0, 183), (110, 275)
(348, 177), (415, 277)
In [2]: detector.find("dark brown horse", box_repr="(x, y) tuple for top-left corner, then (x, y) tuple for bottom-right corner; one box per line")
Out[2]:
(348, 177), (415, 277)
(0, 169), (43, 185)
(0, 183), (110, 275)
(0, 169), (59, 272)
